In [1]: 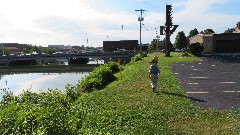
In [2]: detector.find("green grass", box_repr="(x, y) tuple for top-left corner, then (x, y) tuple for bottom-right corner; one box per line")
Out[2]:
(78, 52), (240, 134)
(1, 52), (240, 134)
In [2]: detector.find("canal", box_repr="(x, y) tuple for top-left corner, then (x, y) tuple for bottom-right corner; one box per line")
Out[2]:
(0, 60), (104, 100)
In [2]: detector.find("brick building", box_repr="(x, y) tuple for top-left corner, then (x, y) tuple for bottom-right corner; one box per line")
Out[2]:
(2, 43), (28, 54)
(103, 40), (138, 52)
(189, 33), (240, 53)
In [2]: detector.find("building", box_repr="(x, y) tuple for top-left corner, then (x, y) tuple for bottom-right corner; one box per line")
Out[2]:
(103, 40), (138, 52)
(48, 45), (76, 54)
(189, 33), (240, 53)
(235, 22), (240, 33)
(1, 43), (29, 54)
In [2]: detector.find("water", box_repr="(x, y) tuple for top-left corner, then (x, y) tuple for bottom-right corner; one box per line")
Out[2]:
(0, 60), (104, 100)
(0, 72), (89, 100)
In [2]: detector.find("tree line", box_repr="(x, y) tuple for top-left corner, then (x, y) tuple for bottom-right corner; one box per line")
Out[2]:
(148, 27), (237, 51)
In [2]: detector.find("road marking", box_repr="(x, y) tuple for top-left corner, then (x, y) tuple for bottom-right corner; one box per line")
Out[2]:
(174, 73), (179, 75)
(218, 82), (236, 84)
(187, 83), (199, 85)
(186, 92), (209, 94)
(190, 77), (209, 79)
(193, 69), (199, 71)
(223, 91), (240, 93)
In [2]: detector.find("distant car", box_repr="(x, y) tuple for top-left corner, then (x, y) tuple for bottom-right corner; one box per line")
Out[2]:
(175, 49), (184, 52)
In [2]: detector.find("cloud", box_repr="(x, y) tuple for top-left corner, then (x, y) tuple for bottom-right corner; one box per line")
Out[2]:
(15, 74), (61, 95)
(170, 0), (239, 38)
(0, 0), (239, 46)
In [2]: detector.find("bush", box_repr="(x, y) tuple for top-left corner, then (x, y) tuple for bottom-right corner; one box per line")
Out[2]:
(131, 53), (142, 62)
(141, 52), (148, 57)
(188, 42), (204, 56)
(0, 90), (82, 135)
(105, 61), (120, 73)
(78, 65), (116, 92)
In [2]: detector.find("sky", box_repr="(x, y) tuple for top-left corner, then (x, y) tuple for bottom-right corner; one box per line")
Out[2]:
(0, 0), (239, 47)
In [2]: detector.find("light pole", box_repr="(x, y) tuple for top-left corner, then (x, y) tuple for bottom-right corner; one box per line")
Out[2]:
(1, 35), (4, 56)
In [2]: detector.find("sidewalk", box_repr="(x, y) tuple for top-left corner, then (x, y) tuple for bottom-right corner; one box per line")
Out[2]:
(171, 54), (240, 110)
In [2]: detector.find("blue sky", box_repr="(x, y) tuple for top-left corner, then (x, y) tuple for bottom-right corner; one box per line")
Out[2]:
(0, 0), (239, 47)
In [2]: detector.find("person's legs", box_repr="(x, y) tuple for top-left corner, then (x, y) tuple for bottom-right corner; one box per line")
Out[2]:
(150, 74), (158, 92)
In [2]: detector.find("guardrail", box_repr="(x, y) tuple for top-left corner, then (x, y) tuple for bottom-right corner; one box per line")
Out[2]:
(0, 52), (137, 61)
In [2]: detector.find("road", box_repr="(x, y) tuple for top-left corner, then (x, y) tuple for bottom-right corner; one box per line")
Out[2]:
(171, 54), (240, 110)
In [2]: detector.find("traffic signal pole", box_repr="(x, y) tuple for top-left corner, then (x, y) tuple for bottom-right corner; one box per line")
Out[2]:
(159, 5), (179, 57)
(165, 26), (171, 57)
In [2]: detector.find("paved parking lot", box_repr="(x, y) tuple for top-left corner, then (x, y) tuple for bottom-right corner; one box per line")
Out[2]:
(171, 54), (240, 110)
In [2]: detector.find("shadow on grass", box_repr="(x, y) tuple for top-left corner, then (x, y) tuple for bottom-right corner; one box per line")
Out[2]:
(160, 92), (207, 102)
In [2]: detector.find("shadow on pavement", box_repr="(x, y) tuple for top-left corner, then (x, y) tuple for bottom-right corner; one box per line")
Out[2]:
(161, 92), (207, 103)
(203, 54), (240, 63)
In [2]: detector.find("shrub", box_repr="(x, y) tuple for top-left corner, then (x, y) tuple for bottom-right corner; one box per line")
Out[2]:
(0, 90), (82, 135)
(188, 42), (204, 56)
(131, 53), (142, 62)
(105, 61), (119, 73)
(78, 65), (116, 92)
(141, 52), (148, 57)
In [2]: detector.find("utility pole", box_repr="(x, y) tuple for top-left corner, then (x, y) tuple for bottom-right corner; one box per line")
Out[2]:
(155, 28), (160, 50)
(1, 35), (4, 56)
(135, 9), (145, 53)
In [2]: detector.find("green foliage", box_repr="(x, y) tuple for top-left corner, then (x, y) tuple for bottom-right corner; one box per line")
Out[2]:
(0, 90), (83, 134)
(188, 28), (199, 38)
(78, 64), (116, 92)
(149, 39), (165, 50)
(105, 61), (120, 73)
(188, 42), (204, 56)
(224, 28), (235, 33)
(131, 53), (143, 62)
(141, 52), (148, 58)
(174, 31), (188, 49)
(200, 29), (215, 34)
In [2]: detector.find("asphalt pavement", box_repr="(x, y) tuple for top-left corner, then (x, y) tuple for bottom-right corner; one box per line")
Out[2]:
(170, 54), (240, 110)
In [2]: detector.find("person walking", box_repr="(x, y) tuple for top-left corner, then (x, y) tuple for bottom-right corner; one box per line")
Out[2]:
(149, 60), (160, 92)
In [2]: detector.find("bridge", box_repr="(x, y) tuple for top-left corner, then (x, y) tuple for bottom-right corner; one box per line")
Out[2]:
(0, 52), (137, 65)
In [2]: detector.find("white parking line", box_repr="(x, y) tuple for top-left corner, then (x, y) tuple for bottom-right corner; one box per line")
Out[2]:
(223, 91), (240, 93)
(218, 82), (236, 84)
(187, 83), (199, 85)
(190, 77), (209, 79)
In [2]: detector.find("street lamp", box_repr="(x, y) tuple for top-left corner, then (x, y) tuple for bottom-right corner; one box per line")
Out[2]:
(1, 35), (4, 56)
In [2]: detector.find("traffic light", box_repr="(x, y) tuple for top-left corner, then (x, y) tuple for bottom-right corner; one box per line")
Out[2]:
(166, 5), (173, 26)
(160, 26), (165, 35)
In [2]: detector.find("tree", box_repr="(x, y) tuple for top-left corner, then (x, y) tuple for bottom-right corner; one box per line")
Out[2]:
(158, 40), (165, 50)
(174, 31), (188, 49)
(188, 28), (199, 38)
(200, 29), (215, 34)
(224, 28), (235, 33)
(149, 39), (158, 50)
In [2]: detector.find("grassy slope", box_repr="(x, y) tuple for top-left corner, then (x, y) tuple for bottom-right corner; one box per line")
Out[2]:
(78, 52), (240, 134)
